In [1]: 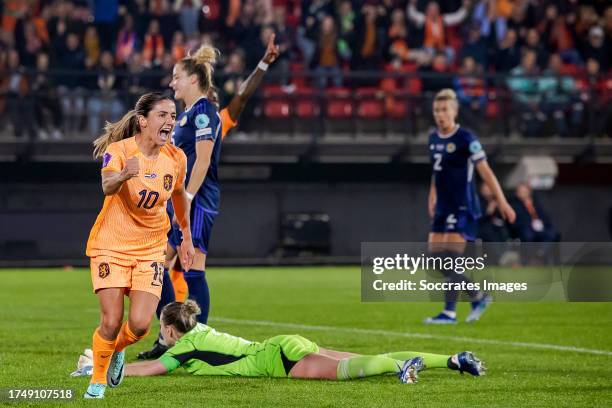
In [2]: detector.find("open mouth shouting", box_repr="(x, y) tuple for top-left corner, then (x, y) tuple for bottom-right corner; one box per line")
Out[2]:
(158, 126), (173, 143)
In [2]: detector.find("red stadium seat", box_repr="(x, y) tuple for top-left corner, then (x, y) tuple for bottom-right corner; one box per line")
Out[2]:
(355, 87), (379, 98)
(263, 85), (287, 98)
(295, 100), (319, 118)
(326, 88), (353, 118)
(263, 85), (292, 118)
(294, 86), (315, 96)
(400, 62), (418, 73)
(357, 100), (384, 118)
(560, 64), (581, 76)
(290, 63), (307, 87)
(386, 99), (408, 118)
(293, 86), (320, 118)
(356, 87), (384, 119)
(575, 78), (589, 92)
(264, 100), (291, 118)
(327, 100), (353, 118)
(485, 91), (500, 118)
(405, 77), (422, 94)
(327, 87), (352, 98)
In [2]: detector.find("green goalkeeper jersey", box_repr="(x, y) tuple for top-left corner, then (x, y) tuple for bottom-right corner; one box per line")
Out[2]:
(158, 323), (319, 377)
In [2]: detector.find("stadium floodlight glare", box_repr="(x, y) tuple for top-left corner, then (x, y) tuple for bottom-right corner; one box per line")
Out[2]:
(505, 156), (558, 190)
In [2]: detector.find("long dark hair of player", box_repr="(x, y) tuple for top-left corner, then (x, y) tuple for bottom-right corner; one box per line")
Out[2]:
(93, 92), (173, 158)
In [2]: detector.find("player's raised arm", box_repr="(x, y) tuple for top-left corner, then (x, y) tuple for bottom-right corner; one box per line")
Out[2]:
(226, 33), (280, 123)
(475, 160), (516, 223)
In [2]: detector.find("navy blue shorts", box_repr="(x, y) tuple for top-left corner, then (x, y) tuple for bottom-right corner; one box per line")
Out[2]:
(168, 201), (217, 254)
(431, 211), (478, 242)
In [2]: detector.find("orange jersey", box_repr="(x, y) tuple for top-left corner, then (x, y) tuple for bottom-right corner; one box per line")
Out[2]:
(220, 107), (238, 140)
(86, 137), (187, 260)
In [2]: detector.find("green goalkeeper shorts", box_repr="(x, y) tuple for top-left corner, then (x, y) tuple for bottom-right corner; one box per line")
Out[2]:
(260, 334), (320, 377)
(224, 334), (319, 378)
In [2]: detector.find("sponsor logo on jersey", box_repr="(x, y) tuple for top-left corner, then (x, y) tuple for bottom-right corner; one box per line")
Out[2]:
(436, 144), (445, 151)
(163, 174), (173, 191)
(98, 263), (110, 279)
(195, 113), (210, 129)
(144, 173), (157, 179)
(102, 153), (112, 168)
(446, 142), (456, 153)
(179, 116), (187, 127)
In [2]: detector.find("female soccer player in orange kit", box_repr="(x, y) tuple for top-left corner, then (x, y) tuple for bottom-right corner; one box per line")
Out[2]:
(84, 92), (195, 398)
(137, 35), (280, 360)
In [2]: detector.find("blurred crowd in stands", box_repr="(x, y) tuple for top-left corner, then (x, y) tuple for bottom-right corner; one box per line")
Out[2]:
(479, 181), (559, 264)
(0, 0), (610, 140)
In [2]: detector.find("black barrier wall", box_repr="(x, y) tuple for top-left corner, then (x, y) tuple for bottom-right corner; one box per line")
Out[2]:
(0, 182), (610, 265)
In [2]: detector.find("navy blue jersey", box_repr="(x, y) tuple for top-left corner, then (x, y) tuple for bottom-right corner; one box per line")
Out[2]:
(172, 97), (222, 211)
(429, 126), (485, 219)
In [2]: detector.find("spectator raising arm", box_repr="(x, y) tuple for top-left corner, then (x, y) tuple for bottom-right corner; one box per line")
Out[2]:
(407, 0), (470, 28)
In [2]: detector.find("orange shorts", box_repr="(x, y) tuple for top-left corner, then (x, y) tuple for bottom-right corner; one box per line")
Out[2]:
(90, 256), (165, 298)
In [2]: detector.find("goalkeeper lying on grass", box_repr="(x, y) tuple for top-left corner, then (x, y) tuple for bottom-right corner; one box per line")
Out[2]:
(73, 300), (485, 391)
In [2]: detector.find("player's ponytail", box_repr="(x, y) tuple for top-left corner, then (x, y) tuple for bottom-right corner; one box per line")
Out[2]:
(161, 300), (201, 334)
(179, 44), (219, 94)
(93, 110), (139, 158)
(92, 92), (173, 158)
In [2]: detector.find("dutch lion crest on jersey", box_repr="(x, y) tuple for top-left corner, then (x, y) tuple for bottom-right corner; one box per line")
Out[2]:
(98, 263), (110, 279)
(163, 174), (173, 191)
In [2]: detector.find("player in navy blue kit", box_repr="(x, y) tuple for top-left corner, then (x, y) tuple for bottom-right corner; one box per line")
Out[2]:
(424, 89), (516, 324)
(134, 45), (222, 362)
(138, 40), (279, 359)
(165, 44), (221, 329)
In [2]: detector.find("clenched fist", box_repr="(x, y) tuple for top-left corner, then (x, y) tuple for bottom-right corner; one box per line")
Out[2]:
(120, 156), (140, 181)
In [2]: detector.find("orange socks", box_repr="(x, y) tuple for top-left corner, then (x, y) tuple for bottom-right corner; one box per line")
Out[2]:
(91, 328), (116, 384)
(171, 267), (188, 302)
(90, 322), (149, 384)
(115, 322), (148, 353)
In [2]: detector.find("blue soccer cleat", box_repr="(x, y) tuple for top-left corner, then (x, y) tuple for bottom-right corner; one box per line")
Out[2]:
(107, 350), (125, 388)
(465, 294), (493, 323)
(451, 351), (486, 376)
(423, 312), (457, 325)
(84, 383), (106, 399)
(399, 357), (425, 384)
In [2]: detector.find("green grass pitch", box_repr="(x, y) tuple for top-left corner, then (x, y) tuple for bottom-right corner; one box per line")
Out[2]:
(0, 267), (611, 407)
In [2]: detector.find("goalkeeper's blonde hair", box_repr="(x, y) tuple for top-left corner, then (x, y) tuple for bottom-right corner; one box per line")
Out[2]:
(179, 45), (219, 94)
(161, 300), (201, 334)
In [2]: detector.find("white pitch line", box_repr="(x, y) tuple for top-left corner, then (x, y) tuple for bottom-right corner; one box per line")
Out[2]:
(210, 317), (612, 357)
